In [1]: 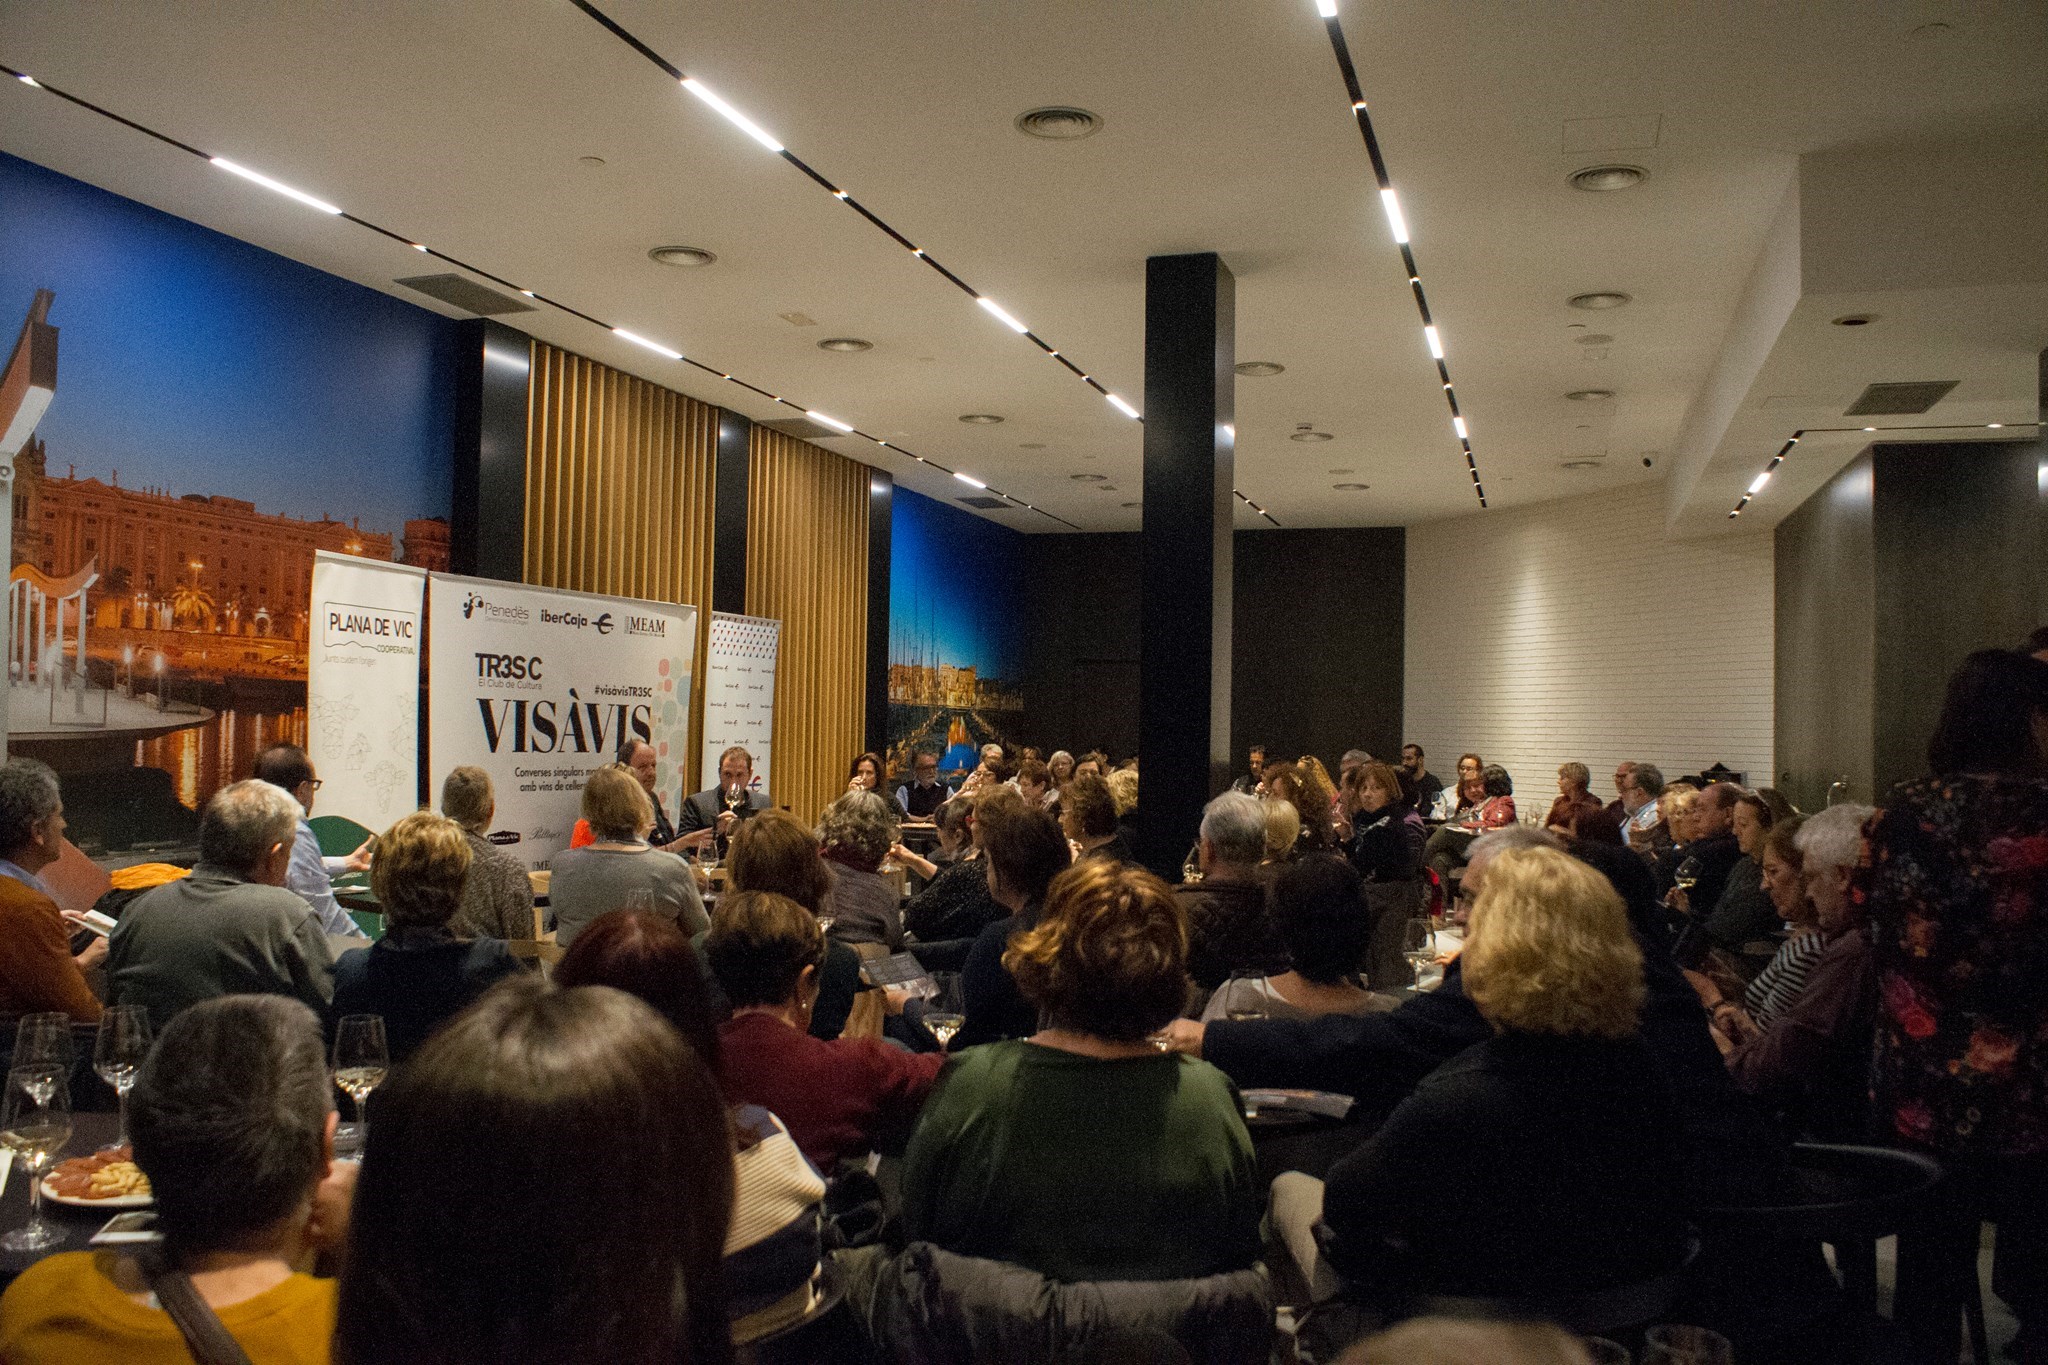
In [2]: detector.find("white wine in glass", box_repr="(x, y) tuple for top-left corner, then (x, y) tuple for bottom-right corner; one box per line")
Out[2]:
(332, 1015), (389, 1151)
(1, 1065), (73, 1252)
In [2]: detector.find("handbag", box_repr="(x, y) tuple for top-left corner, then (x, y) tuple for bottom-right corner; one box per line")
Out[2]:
(138, 1250), (257, 1365)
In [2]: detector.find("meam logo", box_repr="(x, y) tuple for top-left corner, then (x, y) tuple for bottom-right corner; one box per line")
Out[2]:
(626, 615), (668, 638)
(462, 592), (530, 624)
(323, 602), (419, 653)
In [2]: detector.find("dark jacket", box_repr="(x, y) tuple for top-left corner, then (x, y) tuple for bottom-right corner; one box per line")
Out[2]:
(1345, 807), (1419, 884)
(904, 857), (1004, 945)
(1700, 855), (1779, 951)
(954, 902), (1040, 1050)
(676, 787), (771, 834)
(1177, 876), (1284, 993)
(1726, 925), (1877, 1141)
(329, 927), (524, 1062)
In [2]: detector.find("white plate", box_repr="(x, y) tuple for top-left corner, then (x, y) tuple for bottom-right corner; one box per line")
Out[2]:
(42, 1176), (152, 1209)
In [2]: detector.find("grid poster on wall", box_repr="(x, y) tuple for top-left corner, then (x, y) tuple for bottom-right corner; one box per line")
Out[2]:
(701, 612), (779, 795)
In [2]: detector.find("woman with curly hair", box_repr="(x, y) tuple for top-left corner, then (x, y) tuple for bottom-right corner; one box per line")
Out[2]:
(902, 858), (1259, 1281)
(1266, 761), (1337, 853)
(817, 788), (903, 951)
(1318, 845), (1687, 1306)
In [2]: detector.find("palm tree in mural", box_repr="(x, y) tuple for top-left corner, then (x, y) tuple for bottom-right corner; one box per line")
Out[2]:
(170, 580), (215, 630)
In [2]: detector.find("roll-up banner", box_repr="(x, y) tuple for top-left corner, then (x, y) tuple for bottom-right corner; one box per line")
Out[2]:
(427, 574), (696, 872)
(306, 552), (426, 833)
(701, 612), (780, 794)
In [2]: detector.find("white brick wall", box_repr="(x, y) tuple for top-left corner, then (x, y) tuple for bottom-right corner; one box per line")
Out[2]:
(1403, 483), (1775, 809)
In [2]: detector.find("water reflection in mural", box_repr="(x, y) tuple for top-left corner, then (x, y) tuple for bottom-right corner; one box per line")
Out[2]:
(135, 707), (307, 811)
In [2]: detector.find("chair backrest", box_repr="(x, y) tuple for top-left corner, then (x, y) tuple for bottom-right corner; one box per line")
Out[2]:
(307, 814), (375, 860)
(1693, 1142), (1947, 1243)
(1361, 881), (1422, 991)
(868, 1241), (1274, 1365)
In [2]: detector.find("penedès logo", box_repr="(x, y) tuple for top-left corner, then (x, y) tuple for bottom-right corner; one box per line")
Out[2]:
(323, 602), (418, 654)
(463, 591), (530, 624)
(625, 614), (667, 638)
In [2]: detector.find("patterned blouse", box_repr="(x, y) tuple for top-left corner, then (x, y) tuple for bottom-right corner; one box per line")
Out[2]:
(1859, 773), (2048, 1158)
(1743, 929), (1826, 1026)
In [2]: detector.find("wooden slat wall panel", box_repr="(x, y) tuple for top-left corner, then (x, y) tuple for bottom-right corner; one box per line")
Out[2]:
(522, 340), (717, 783)
(745, 427), (869, 827)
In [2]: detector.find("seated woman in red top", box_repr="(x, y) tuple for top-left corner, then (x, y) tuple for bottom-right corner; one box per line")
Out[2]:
(706, 890), (942, 1173)
(1424, 764), (1517, 888)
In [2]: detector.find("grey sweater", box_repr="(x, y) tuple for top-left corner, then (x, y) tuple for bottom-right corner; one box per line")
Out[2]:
(109, 865), (336, 1028)
(548, 844), (709, 947)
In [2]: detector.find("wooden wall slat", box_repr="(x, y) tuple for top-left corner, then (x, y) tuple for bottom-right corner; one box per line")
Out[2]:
(745, 426), (869, 828)
(522, 340), (717, 786)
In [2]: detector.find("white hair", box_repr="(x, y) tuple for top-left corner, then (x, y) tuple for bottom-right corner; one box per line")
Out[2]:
(1199, 791), (1267, 866)
(1794, 803), (1875, 874)
(1468, 825), (1563, 868)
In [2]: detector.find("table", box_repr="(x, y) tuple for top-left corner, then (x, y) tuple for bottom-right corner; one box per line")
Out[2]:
(0, 1111), (125, 1286)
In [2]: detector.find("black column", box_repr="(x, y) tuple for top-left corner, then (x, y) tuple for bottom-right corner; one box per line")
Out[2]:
(712, 410), (751, 615)
(1136, 253), (1235, 876)
(449, 319), (529, 581)
(866, 471), (893, 758)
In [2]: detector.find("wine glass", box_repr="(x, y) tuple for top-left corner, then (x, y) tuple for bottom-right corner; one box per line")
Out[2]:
(1180, 841), (1204, 885)
(1223, 970), (1270, 1023)
(93, 1006), (152, 1152)
(1, 1065), (73, 1251)
(1673, 857), (1703, 893)
(1643, 1325), (1733, 1365)
(332, 1015), (389, 1156)
(11, 1013), (74, 1109)
(1402, 917), (1437, 988)
(1582, 1339), (1633, 1365)
(921, 972), (964, 1050)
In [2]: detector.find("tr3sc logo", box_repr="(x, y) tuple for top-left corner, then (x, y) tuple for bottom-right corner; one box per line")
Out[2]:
(475, 653), (543, 681)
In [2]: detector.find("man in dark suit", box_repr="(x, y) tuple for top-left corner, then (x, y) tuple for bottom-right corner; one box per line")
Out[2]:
(676, 746), (772, 851)
(617, 738), (690, 850)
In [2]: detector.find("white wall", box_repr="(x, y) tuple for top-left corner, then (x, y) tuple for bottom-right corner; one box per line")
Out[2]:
(1403, 482), (1775, 810)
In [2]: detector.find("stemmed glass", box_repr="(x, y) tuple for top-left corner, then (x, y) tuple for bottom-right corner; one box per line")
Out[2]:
(332, 1015), (389, 1156)
(1581, 1339), (1633, 1365)
(1, 1065), (73, 1251)
(1402, 917), (1437, 988)
(93, 1006), (152, 1152)
(920, 972), (964, 1050)
(1672, 856), (1703, 896)
(1223, 969), (1270, 1023)
(1643, 1325), (1733, 1365)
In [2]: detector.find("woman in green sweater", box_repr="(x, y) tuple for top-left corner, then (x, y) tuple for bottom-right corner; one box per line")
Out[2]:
(901, 858), (1261, 1282)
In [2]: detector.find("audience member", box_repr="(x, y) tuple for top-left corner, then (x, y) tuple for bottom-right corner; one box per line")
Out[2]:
(1668, 781), (1745, 920)
(1606, 760), (1638, 822)
(2027, 624), (2048, 663)
(896, 748), (953, 820)
(1869, 649), (2048, 1358)
(1231, 744), (1267, 795)
(846, 751), (906, 821)
(1105, 766), (1142, 852)
(1342, 761), (1422, 884)
(817, 788), (904, 950)
(1450, 753), (1485, 812)
(1202, 854), (1390, 1022)
(1687, 788), (1780, 959)
(252, 743), (370, 940)
(896, 796), (1002, 946)
(1262, 799), (1302, 864)
(1724, 802), (1878, 1140)
(329, 811), (523, 1062)
(955, 799), (1074, 1050)
(707, 891), (941, 1172)
(678, 745), (771, 847)
(901, 859), (1260, 1282)
(0, 757), (103, 1020)
(548, 766), (706, 947)
(1694, 815), (1819, 1041)
(1339, 749), (1372, 784)
(1179, 791), (1285, 993)
(617, 736), (693, 850)
(1073, 750), (1109, 782)
(554, 909), (826, 1344)
(1267, 761), (1337, 853)
(1316, 846), (1688, 1306)
(1568, 804), (1626, 846)
(438, 765), (536, 942)
(1621, 762), (1668, 857)
(1543, 762), (1603, 833)
(1014, 757), (1052, 812)
(1423, 763), (1515, 886)
(726, 810), (862, 1041)
(1046, 749), (1075, 795)
(1061, 772), (1130, 864)
(1399, 744), (1444, 816)
(334, 978), (734, 1365)
(110, 780), (334, 1028)
(0, 996), (349, 1364)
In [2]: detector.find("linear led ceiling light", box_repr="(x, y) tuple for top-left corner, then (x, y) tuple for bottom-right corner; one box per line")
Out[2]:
(810, 412), (855, 433)
(1727, 421), (2040, 519)
(563, 0), (1276, 523)
(953, 471), (987, 489)
(1105, 393), (1141, 420)
(209, 156), (343, 215)
(1311, 0), (1486, 507)
(0, 58), (1077, 529)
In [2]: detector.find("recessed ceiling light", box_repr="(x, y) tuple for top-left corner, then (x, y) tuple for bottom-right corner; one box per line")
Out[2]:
(1020, 442), (1047, 449)
(1831, 314), (1877, 327)
(1568, 292), (1633, 311)
(1069, 473), (1107, 482)
(1235, 361), (1286, 377)
(1575, 333), (1615, 346)
(1566, 389), (1616, 402)
(1015, 106), (1104, 140)
(1121, 501), (1140, 508)
(578, 155), (608, 168)
(959, 413), (1004, 425)
(817, 337), (872, 352)
(1560, 458), (1604, 470)
(1328, 468), (1354, 474)
(1332, 482), (1370, 490)
(1290, 427), (1334, 443)
(649, 245), (717, 267)
(1569, 164), (1648, 192)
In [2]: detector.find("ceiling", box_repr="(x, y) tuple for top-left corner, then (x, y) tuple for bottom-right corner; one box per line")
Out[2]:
(3, 0), (2045, 533)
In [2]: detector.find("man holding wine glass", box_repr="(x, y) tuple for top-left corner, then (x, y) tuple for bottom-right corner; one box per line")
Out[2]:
(676, 746), (772, 855)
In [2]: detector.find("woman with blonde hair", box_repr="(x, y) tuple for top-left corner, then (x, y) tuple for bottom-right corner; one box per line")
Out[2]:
(1318, 845), (1687, 1305)
(549, 766), (706, 947)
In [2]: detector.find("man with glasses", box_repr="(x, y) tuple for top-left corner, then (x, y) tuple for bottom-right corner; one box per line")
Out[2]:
(253, 744), (370, 940)
(896, 749), (953, 821)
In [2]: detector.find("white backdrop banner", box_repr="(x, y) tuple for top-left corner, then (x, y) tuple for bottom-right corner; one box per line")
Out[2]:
(701, 612), (780, 794)
(306, 552), (426, 833)
(428, 574), (697, 872)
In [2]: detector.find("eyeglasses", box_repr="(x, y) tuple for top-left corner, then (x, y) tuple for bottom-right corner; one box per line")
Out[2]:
(307, 779), (324, 791)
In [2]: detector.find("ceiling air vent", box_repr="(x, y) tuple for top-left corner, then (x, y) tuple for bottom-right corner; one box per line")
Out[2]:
(956, 495), (1009, 509)
(1015, 106), (1103, 140)
(1844, 380), (1958, 416)
(757, 418), (846, 441)
(393, 274), (534, 316)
